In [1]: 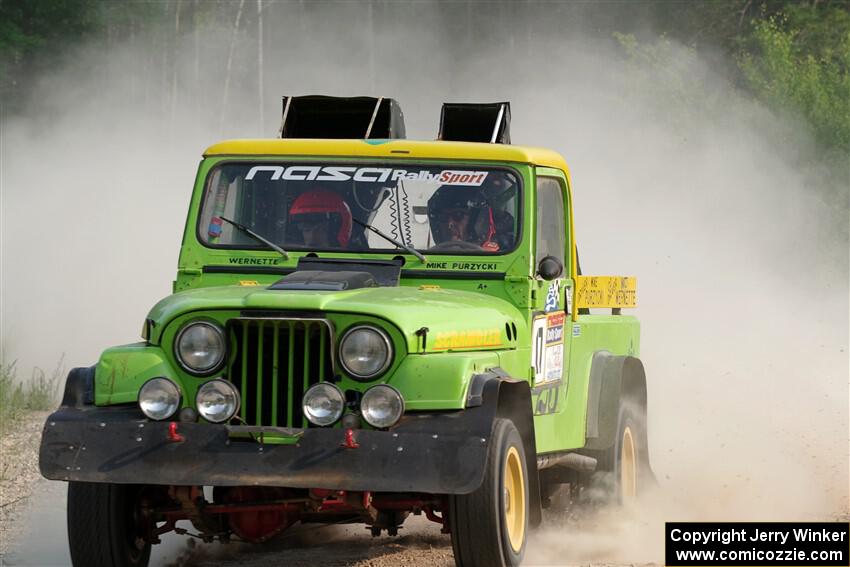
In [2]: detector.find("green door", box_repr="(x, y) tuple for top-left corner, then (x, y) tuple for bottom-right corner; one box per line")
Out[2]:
(530, 172), (574, 452)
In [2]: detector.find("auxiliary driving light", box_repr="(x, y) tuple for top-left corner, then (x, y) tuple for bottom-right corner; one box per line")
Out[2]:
(360, 385), (404, 429)
(175, 321), (226, 375)
(339, 326), (393, 380)
(138, 377), (181, 421)
(195, 379), (240, 423)
(302, 383), (345, 427)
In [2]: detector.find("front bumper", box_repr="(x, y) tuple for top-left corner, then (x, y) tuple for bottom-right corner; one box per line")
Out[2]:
(39, 405), (492, 494)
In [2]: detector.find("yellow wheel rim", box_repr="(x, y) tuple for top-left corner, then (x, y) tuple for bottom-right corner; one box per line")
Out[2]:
(621, 426), (637, 501)
(503, 446), (526, 552)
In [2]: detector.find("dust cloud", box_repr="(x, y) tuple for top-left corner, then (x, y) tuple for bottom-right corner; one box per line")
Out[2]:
(1, 2), (846, 565)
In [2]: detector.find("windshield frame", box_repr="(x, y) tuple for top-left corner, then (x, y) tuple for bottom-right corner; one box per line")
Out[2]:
(194, 159), (525, 257)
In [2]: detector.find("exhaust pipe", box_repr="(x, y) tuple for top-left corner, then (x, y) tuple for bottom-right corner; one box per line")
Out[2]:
(537, 452), (597, 472)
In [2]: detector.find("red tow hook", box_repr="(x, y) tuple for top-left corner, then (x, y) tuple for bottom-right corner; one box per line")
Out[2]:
(340, 428), (359, 449)
(167, 422), (185, 443)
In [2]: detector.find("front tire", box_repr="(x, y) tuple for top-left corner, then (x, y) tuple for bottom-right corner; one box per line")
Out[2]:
(67, 482), (152, 567)
(449, 418), (528, 567)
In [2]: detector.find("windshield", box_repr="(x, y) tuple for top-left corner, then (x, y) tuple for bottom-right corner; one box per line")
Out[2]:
(198, 162), (521, 255)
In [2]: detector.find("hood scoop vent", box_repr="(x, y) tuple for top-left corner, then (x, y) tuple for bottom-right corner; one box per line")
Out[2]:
(268, 257), (403, 291)
(269, 270), (378, 291)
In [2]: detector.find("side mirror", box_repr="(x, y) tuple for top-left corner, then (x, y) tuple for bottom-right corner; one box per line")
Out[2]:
(537, 256), (563, 281)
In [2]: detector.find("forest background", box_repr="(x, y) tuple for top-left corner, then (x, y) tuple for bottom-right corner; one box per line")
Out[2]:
(2, 0), (848, 160)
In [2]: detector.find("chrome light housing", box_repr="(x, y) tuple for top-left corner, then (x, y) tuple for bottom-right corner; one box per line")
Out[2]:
(175, 321), (226, 375)
(138, 377), (181, 421)
(302, 383), (345, 427)
(339, 326), (392, 380)
(360, 384), (404, 429)
(195, 379), (240, 423)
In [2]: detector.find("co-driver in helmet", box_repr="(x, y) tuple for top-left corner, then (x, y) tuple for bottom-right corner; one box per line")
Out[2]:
(427, 185), (509, 252)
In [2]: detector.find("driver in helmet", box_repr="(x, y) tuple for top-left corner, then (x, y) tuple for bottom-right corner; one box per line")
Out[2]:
(427, 186), (501, 251)
(289, 188), (353, 248)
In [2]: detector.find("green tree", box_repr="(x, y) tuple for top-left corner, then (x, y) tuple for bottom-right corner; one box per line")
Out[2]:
(739, 7), (850, 152)
(0, 0), (173, 113)
(0, 0), (101, 109)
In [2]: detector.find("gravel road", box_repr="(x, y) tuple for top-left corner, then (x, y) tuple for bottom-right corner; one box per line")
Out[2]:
(163, 519), (456, 567)
(1, 411), (49, 559)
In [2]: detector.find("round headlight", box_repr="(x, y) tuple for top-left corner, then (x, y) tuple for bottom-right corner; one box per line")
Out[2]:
(339, 326), (392, 380)
(195, 379), (240, 423)
(360, 385), (404, 429)
(302, 383), (345, 427)
(138, 378), (181, 421)
(175, 322), (225, 375)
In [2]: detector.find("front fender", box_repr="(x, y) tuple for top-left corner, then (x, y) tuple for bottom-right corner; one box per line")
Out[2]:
(93, 343), (181, 406)
(466, 369), (542, 527)
(385, 351), (501, 411)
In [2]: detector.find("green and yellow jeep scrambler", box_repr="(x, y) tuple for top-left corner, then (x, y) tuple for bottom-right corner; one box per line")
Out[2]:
(40, 97), (649, 567)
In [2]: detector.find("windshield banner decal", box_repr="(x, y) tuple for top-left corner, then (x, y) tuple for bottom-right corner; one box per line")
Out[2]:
(245, 165), (488, 186)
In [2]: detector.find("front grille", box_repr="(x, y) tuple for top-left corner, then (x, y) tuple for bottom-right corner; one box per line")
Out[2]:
(227, 318), (334, 427)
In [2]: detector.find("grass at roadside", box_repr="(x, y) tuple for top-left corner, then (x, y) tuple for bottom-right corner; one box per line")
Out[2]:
(0, 357), (63, 434)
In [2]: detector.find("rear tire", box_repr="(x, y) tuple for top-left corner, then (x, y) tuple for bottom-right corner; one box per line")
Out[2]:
(449, 418), (528, 567)
(67, 482), (152, 567)
(596, 401), (650, 503)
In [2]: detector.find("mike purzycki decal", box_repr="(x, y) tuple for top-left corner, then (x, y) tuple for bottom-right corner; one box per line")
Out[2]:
(245, 165), (489, 186)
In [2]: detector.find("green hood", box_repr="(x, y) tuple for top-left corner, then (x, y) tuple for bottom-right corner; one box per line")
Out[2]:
(147, 284), (523, 353)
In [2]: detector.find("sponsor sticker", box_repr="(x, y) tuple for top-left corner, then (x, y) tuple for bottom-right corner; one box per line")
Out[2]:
(544, 280), (560, 313)
(544, 312), (564, 382)
(532, 311), (565, 385)
(438, 170), (489, 186)
(545, 312), (565, 344)
(432, 328), (501, 350)
(245, 165), (488, 186)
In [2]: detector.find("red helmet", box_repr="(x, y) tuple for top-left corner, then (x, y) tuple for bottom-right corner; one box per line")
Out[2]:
(289, 189), (353, 247)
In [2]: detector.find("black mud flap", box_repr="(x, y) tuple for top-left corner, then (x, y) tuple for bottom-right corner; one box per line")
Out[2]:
(40, 398), (503, 495)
